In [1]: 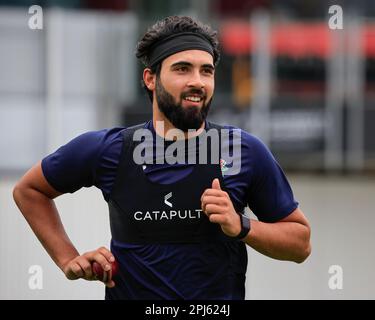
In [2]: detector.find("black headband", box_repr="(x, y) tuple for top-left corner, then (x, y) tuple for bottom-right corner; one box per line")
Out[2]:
(148, 32), (214, 68)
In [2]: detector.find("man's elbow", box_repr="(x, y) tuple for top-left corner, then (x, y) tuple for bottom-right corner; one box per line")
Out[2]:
(295, 222), (312, 263)
(13, 181), (33, 209)
(13, 182), (23, 205)
(294, 242), (311, 264)
(13, 182), (30, 213)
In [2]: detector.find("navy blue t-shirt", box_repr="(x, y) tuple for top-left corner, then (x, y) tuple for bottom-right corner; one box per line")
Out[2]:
(42, 120), (298, 299)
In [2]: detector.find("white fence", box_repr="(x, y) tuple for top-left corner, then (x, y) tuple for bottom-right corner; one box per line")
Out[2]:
(0, 8), (138, 171)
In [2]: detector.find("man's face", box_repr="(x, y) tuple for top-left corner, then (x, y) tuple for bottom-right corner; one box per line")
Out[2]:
(155, 50), (215, 132)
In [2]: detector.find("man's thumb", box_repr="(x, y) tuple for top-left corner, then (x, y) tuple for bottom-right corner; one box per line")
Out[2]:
(212, 178), (221, 190)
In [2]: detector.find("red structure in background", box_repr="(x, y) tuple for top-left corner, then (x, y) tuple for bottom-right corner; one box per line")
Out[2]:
(221, 21), (375, 58)
(364, 26), (375, 57)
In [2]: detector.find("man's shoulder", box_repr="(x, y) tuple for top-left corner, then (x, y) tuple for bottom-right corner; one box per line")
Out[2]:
(78, 124), (150, 145)
(55, 127), (129, 161)
(73, 127), (126, 149)
(95, 122), (152, 153)
(207, 122), (266, 148)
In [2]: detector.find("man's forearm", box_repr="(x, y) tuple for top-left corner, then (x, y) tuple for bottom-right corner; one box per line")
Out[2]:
(13, 186), (79, 270)
(244, 219), (311, 263)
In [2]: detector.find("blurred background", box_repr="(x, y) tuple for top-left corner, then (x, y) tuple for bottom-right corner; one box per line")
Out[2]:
(0, 0), (374, 299)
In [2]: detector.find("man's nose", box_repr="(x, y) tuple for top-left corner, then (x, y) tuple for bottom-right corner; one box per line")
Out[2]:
(187, 70), (205, 89)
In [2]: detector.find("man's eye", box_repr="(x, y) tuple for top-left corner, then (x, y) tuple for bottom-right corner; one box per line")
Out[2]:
(176, 66), (188, 72)
(203, 68), (214, 75)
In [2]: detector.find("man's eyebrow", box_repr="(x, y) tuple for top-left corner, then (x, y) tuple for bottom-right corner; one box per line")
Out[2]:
(201, 64), (215, 70)
(170, 61), (215, 69)
(170, 61), (192, 68)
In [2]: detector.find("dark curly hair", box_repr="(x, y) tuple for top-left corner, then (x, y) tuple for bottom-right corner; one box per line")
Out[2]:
(135, 16), (220, 102)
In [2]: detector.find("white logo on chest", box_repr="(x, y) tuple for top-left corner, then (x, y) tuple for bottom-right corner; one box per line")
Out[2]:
(164, 192), (173, 208)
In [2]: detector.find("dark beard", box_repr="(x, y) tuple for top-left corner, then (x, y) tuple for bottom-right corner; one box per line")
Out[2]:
(155, 77), (212, 132)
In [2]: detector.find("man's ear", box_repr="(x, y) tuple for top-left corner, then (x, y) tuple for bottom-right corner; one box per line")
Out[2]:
(143, 68), (156, 91)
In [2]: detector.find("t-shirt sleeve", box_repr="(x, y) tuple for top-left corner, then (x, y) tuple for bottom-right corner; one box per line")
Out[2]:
(246, 134), (298, 222)
(41, 130), (110, 193)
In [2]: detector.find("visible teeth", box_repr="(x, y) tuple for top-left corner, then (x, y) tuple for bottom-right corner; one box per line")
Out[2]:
(185, 96), (201, 102)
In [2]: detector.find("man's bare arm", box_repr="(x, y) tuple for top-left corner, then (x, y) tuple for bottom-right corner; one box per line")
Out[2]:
(244, 207), (311, 263)
(13, 161), (116, 287)
(12, 161), (80, 270)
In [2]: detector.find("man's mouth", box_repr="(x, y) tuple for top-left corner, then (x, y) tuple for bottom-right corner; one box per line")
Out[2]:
(184, 95), (203, 103)
(182, 90), (206, 105)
